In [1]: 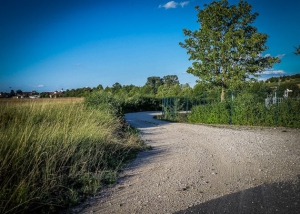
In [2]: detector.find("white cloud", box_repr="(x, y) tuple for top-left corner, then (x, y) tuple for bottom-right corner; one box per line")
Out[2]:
(261, 70), (285, 75)
(159, 1), (189, 9)
(180, 1), (189, 7)
(37, 85), (44, 88)
(74, 63), (82, 66)
(263, 53), (285, 59)
(159, 1), (178, 9)
(276, 54), (286, 59)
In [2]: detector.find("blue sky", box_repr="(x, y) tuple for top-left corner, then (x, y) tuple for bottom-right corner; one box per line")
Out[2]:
(1, 0), (299, 92)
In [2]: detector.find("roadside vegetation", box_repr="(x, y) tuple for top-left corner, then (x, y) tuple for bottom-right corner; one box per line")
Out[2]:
(0, 98), (146, 214)
(1, 0), (300, 212)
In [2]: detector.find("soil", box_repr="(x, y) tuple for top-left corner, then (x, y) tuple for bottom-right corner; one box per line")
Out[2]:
(74, 111), (300, 214)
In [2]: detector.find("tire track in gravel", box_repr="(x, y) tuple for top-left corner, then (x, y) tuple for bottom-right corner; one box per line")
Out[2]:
(76, 111), (300, 214)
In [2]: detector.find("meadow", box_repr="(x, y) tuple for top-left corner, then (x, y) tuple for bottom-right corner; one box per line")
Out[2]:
(0, 98), (146, 213)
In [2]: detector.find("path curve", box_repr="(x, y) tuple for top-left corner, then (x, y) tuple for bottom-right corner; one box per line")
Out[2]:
(78, 111), (300, 214)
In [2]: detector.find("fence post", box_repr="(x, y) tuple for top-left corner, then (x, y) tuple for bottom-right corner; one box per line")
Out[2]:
(275, 87), (279, 126)
(230, 90), (233, 124)
(186, 95), (189, 115)
(162, 97), (164, 115)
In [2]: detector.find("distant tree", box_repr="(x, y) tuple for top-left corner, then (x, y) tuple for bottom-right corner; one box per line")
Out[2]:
(112, 82), (122, 93)
(180, 0), (280, 101)
(9, 90), (15, 97)
(294, 45), (300, 55)
(96, 84), (103, 90)
(156, 84), (181, 97)
(104, 86), (112, 93)
(163, 75), (180, 87)
(122, 84), (137, 94)
(39, 92), (49, 98)
(141, 85), (153, 95)
(265, 77), (278, 83)
(128, 86), (141, 97)
(145, 76), (163, 94)
(180, 83), (193, 96)
(16, 89), (23, 95)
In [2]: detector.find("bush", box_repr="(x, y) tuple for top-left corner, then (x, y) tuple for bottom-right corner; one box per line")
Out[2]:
(188, 91), (300, 128)
(231, 92), (264, 125)
(188, 101), (230, 124)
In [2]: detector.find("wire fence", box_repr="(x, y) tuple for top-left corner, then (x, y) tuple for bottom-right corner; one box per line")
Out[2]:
(162, 88), (300, 128)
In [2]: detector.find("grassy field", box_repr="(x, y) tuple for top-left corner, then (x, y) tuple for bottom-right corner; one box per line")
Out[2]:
(0, 98), (146, 213)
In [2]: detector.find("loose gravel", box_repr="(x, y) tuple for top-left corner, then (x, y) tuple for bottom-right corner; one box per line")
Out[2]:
(76, 111), (300, 214)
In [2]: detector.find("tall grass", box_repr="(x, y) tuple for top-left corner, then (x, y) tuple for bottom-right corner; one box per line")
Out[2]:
(0, 99), (145, 213)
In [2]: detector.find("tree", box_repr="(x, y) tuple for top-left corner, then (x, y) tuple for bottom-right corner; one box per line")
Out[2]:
(156, 84), (181, 97)
(112, 82), (122, 93)
(145, 76), (163, 94)
(96, 84), (103, 90)
(180, 0), (280, 101)
(294, 45), (300, 55)
(9, 90), (15, 97)
(163, 75), (180, 87)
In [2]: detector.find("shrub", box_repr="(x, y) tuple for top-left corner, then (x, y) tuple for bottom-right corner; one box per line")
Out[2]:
(188, 101), (230, 124)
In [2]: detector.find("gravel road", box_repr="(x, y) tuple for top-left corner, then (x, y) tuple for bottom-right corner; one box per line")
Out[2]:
(78, 111), (300, 214)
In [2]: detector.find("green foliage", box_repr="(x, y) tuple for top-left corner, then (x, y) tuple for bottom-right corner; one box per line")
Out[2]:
(276, 100), (300, 127)
(187, 89), (300, 128)
(145, 76), (163, 94)
(279, 83), (300, 98)
(180, 0), (280, 100)
(85, 90), (161, 114)
(265, 74), (300, 85)
(163, 75), (180, 87)
(123, 95), (161, 112)
(294, 45), (300, 55)
(85, 90), (123, 116)
(188, 101), (230, 124)
(0, 99), (146, 213)
(161, 97), (184, 121)
(156, 84), (182, 98)
(231, 92), (265, 125)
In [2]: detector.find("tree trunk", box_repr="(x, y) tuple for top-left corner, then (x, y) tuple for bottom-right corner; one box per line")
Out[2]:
(221, 87), (225, 102)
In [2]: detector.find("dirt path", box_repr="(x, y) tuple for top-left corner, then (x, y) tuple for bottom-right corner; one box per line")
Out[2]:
(77, 111), (300, 214)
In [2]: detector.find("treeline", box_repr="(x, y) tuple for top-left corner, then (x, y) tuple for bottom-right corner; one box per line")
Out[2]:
(4, 74), (300, 102)
(61, 74), (300, 99)
(45, 75), (194, 98)
(265, 74), (300, 83)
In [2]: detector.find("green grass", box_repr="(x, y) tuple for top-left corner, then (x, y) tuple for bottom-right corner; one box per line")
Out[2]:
(0, 99), (146, 213)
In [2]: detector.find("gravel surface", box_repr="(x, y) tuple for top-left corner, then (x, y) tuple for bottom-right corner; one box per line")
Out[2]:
(77, 111), (300, 214)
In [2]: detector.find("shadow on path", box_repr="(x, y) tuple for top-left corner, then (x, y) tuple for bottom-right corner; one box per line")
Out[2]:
(125, 111), (169, 129)
(175, 177), (300, 214)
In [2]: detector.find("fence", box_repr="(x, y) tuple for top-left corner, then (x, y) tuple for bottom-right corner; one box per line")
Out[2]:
(161, 88), (300, 128)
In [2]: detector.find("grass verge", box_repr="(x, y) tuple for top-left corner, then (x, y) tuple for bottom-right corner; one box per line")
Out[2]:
(0, 98), (146, 213)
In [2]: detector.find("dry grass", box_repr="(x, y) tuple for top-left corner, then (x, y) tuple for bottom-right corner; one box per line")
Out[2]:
(0, 98), (145, 213)
(0, 97), (84, 103)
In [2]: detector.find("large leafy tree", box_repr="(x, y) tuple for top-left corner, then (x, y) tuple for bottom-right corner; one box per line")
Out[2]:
(180, 0), (280, 101)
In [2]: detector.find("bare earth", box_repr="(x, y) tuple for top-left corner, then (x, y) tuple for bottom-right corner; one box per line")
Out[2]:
(77, 111), (300, 214)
